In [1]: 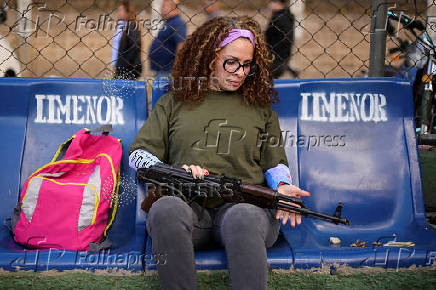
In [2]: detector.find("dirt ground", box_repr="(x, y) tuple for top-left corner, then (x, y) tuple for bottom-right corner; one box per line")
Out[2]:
(0, 0), (428, 79)
(0, 0), (371, 79)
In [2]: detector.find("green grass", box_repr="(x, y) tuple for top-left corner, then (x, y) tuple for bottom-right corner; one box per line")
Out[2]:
(268, 269), (436, 290)
(420, 150), (436, 209)
(0, 269), (435, 290)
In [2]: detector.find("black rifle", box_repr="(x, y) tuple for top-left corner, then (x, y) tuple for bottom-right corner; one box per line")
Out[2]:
(137, 163), (350, 226)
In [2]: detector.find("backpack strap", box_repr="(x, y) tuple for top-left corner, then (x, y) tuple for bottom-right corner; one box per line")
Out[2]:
(11, 204), (20, 232)
(51, 137), (74, 162)
(89, 237), (112, 251)
(85, 125), (113, 135)
(3, 203), (20, 233)
(52, 126), (113, 162)
(2, 218), (12, 233)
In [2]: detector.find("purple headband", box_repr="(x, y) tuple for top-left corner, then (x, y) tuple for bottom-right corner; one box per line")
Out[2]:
(219, 29), (256, 48)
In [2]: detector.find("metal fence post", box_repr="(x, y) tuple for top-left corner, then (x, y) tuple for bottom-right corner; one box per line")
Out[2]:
(369, 0), (387, 77)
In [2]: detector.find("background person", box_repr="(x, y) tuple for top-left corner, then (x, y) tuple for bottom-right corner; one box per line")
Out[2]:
(149, 0), (186, 79)
(203, 0), (221, 21)
(112, 0), (142, 80)
(265, 0), (298, 78)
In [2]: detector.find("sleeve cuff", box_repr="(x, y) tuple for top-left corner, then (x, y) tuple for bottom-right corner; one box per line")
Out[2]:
(129, 149), (161, 171)
(264, 164), (292, 190)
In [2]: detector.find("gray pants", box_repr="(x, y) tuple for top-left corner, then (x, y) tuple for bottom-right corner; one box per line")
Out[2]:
(146, 196), (281, 290)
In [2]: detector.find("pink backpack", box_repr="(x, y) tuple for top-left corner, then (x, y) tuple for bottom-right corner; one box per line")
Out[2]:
(13, 127), (122, 251)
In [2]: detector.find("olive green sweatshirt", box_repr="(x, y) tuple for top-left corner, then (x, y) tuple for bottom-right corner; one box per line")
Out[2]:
(130, 89), (289, 206)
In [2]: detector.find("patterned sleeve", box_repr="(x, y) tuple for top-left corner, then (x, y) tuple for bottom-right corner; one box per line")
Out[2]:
(129, 149), (162, 171)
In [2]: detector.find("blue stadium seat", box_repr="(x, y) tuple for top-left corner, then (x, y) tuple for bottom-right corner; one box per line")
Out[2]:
(146, 78), (436, 270)
(0, 77), (148, 271)
(1, 77), (435, 272)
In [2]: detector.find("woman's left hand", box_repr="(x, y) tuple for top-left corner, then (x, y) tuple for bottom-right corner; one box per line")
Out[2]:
(276, 184), (311, 227)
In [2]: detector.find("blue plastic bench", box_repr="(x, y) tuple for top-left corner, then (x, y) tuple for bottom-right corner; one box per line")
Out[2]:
(0, 77), (435, 272)
(147, 78), (436, 270)
(0, 77), (148, 271)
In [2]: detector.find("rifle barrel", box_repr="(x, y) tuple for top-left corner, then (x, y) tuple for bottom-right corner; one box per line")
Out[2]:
(276, 193), (305, 206)
(277, 202), (350, 225)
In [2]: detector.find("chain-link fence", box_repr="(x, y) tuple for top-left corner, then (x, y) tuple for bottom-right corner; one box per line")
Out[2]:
(385, 0), (432, 75)
(0, 0), (433, 80)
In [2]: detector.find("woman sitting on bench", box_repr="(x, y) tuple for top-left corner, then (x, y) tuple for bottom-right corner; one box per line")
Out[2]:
(129, 15), (311, 290)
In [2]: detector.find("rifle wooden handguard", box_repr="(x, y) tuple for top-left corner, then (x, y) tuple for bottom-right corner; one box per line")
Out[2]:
(141, 184), (166, 213)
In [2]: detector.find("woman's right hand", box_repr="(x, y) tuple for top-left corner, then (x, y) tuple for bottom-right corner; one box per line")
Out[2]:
(182, 164), (209, 180)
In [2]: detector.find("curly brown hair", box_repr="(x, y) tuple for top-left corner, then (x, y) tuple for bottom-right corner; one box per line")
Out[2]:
(170, 16), (278, 106)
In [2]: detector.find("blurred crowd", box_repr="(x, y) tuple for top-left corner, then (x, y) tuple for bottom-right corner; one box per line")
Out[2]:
(112, 0), (297, 80)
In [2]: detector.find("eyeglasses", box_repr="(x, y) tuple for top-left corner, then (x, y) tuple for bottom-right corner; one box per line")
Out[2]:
(223, 58), (257, 76)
